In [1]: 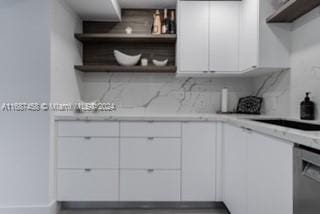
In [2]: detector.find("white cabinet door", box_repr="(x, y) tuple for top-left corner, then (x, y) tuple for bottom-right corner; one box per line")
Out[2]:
(58, 121), (119, 137)
(182, 122), (216, 201)
(57, 137), (119, 169)
(120, 170), (181, 201)
(223, 124), (248, 214)
(210, 2), (240, 72)
(247, 132), (293, 214)
(120, 122), (181, 138)
(120, 138), (181, 169)
(57, 169), (119, 201)
(178, 1), (209, 73)
(239, 0), (259, 71)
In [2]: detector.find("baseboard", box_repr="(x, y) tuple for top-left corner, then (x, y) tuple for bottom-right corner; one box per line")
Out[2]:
(61, 201), (226, 209)
(0, 201), (57, 214)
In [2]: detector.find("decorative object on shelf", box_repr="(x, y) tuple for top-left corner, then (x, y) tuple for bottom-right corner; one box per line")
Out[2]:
(152, 10), (162, 34)
(152, 59), (168, 67)
(141, 58), (148, 66)
(221, 88), (228, 113)
(114, 50), (142, 66)
(300, 92), (315, 120)
(125, 27), (133, 34)
(169, 10), (176, 34)
(162, 9), (170, 34)
(236, 96), (263, 115)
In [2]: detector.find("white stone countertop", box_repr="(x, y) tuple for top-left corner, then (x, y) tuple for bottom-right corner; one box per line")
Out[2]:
(54, 112), (320, 150)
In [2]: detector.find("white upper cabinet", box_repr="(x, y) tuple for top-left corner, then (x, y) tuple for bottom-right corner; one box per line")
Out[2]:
(178, 0), (291, 75)
(178, 1), (210, 73)
(210, 2), (240, 72)
(238, 0), (291, 71)
(178, 1), (240, 73)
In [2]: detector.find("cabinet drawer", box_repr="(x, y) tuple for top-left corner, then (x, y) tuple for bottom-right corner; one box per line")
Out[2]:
(120, 122), (181, 137)
(57, 169), (119, 201)
(58, 138), (119, 169)
(120, 170), (180, 201)
(120, 138), (181, 169)
(58, 121), (119, 137)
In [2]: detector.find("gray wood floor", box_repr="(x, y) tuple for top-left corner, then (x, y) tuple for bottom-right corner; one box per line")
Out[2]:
(60, 209), (229, 214)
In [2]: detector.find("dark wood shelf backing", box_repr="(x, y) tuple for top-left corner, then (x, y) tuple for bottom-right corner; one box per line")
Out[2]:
(75, 33), (177, 43)
(267, 0), (320, 23)
(77, 9), (177, 72)
(74, 65), (177, 73)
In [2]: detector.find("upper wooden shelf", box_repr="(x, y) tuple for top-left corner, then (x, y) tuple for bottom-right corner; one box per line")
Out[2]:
(267, 0), (320, 23)
(75, 65), (177, 73)
(75, 33), (177, 43)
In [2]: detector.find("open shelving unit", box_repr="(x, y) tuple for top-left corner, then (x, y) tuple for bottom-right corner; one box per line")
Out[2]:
(267, 0), (320, 23)
(75, 9), (177, 73)
(75, 33), (176, 43)
(74, 65), (177, 73)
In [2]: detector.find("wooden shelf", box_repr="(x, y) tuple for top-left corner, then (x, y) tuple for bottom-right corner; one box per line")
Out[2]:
(267, 0), (320, 23)
(75, 33), (177, 43)
(75, 65), (177, 73)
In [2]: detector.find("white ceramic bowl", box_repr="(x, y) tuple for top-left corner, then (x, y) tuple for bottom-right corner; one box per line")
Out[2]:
(114, 50), (141, 66)
(152, 59), (168, 67)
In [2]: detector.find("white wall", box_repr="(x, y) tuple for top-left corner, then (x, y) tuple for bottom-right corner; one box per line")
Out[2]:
(0, 0), (53, 213)
(290, 7), (320, 120)
(51, 0), (83, 104)
(49, 0), (83, 208)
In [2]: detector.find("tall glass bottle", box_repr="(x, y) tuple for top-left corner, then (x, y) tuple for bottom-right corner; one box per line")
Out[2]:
(169, 11), (176, 34)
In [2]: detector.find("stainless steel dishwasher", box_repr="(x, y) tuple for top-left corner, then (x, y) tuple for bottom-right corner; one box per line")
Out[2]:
(294, 146), (320, 214)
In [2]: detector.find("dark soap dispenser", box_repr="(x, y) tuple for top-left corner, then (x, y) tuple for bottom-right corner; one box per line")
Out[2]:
(300, 92), (315, 120)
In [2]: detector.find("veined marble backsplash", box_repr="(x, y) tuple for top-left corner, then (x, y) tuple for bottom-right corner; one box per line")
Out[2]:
(252, 70), (290, 117)
(80, 71), (289, 115)
(81, 73), (254, 114)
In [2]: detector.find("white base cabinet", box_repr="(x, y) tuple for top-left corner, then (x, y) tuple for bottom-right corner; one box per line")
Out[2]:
(57, 169), (119, 201)
(247, 132), (293, 214)
(223, 124), (248, 214)
(120, 170), (181, 201)
(223, 124), (293, 214)
(56, 121), (217, 202)
(182, 122), (216, 201)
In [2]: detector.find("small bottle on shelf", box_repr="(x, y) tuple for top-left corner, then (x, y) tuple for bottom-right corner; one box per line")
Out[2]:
(152, 10), (161, 35)
(169, 10), (176, 34)
(162, 9), (170, 34)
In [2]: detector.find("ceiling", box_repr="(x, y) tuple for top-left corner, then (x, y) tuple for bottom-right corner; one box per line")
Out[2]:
(118, 0), (177, 9)
(65, 0), (121, 21)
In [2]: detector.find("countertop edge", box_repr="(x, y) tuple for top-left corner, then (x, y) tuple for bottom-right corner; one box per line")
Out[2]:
(53, 113), (320, 151)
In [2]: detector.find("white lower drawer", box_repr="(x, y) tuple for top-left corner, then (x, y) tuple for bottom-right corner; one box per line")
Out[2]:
(57, 169), (119, 201)
(58, 138), (119, 169)
(58, 121), (119, 137)
(120, 122), (181, 137)
(120, 170), (181, 201)
(120, 138), (181, 169)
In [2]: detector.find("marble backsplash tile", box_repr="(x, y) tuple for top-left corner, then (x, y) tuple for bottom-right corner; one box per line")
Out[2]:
(252, 70), (290, 117)
(81, 73), (254, 114)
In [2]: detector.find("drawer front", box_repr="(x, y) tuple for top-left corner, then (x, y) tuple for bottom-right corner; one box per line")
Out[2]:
(120, 122), (181, 137)
(120, 138), (181, 169)
(58, 121), (119, 137)
(57, 169), (119, 201)
(58, 138), (119, 169)
(120, 170), (181, 201)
